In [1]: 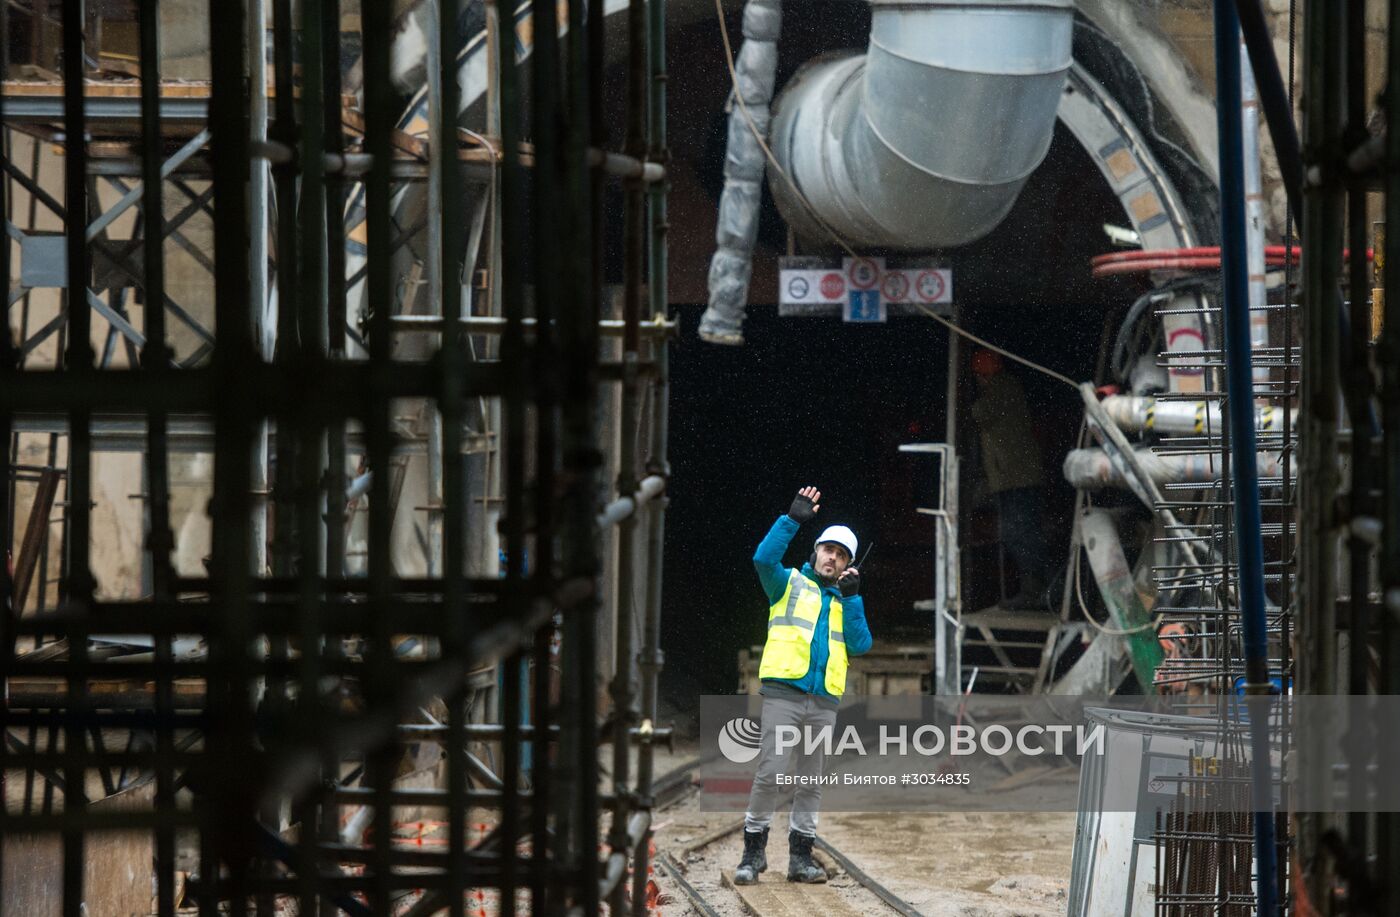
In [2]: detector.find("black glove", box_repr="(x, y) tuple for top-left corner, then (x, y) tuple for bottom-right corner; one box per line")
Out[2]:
(838, 568), (861, 597)
(788, 490), (818, 524)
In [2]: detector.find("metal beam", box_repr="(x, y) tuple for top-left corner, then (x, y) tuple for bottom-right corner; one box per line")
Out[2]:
(85, 129), (210, 241)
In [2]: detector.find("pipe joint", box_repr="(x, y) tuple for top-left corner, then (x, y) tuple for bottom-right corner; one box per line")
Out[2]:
(769, 0), (1073, 249)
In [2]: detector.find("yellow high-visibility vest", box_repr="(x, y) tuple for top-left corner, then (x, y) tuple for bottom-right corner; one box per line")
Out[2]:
(758, 569), (848, 697)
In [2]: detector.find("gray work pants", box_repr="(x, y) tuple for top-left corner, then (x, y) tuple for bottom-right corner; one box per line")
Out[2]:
(743, 694), (838, 837)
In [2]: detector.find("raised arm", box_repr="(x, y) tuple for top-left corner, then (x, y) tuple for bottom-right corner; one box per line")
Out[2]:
(753, 486), (821, 604)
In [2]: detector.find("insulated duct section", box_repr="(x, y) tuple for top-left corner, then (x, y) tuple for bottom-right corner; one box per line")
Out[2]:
(699, 0), (1074, 344)
(1100, 395), (1296, 436)
(1063, 447), (1288, 491)
(698, 0), (782, 345)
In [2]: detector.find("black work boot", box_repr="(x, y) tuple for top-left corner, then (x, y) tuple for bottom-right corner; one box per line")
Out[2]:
(732, 827), (769, 885)
(786, 829), (827, 883)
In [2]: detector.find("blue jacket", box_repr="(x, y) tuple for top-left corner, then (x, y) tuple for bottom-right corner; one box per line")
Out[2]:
(753, 514), (873, 701)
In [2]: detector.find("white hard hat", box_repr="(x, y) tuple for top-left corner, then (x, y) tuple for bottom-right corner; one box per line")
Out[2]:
(814, 525), (858, 562)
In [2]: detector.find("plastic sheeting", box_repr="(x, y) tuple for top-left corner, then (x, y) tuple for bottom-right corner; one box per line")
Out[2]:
(698, 0), (781, 345)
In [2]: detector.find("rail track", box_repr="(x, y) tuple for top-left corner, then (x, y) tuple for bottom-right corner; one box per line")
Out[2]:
(654, 811), (925, 917)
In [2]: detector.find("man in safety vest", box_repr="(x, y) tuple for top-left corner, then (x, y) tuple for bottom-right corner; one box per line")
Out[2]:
(733, 485), (873, 885)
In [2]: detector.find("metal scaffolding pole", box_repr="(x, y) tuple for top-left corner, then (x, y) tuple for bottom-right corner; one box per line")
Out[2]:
(1342, 0), (1376, 862)
(250, 0), (272, 580)
(1381, 0), (1400, 908)
(136, 3), (179, 913)
(433, 3), (473, 914)
(59, 4), (94, 913)
(606, 0), (649, 908)
(324, 0), (349, 592)
(426, 0), (449, 582)
(208, 0), (257, 909)
(1298, 0), (1346, 905)
(269, 0), (299, 584)
(631, 0), (671, 905)
(1213, 4), (1277, 910)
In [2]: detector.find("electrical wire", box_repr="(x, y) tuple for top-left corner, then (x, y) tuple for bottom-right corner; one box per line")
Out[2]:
(910, 303), (1080, 389)
(1111, 275), (1218, 381)
(1072, 535), (1164, 637)
(713, 0), (1081, 392)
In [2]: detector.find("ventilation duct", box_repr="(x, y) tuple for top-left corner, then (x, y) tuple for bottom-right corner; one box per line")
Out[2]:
(771, 0), (1074, 247)
(700, 0), (1074, 343)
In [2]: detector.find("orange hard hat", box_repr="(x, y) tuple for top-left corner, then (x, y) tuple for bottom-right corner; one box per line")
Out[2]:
(970, 349), (1003, 377)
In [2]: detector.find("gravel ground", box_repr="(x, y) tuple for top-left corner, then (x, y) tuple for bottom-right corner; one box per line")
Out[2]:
(647, 761), (1077, 917)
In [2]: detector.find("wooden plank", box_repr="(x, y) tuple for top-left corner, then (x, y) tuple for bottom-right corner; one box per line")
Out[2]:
(2, 80), (358, 106)
(2, 79), (216, 97)
(14, 467), (61, 610)
(959, 608), (1057, 631)
(2, 782), (155, 917)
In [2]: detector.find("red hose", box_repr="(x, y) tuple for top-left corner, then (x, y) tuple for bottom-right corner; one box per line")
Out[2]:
(1092, 257), (1290, 278)
(1090, 245), (1371, 268)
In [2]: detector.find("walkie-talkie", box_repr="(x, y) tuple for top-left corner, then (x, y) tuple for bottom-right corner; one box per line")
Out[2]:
(854, 541), (874, 569)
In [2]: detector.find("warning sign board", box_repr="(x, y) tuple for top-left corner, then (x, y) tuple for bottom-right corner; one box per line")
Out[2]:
(780, 267), (847, 306)
(779, 256), (953, 317)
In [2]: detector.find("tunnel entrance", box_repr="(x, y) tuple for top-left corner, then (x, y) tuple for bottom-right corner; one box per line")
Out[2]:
(655, 13), (1214, 704)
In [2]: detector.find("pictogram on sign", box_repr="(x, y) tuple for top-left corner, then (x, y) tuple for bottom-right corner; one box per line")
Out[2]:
(847, 258), (880, 290)
(881, 271), (910, 303)
(915, 270), (947, 303)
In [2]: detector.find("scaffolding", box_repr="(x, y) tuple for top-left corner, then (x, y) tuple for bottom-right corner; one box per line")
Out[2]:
(1146, 0), (1400, 912)
(1066, 4), (1302, 911)
(1, 0), (672, 914)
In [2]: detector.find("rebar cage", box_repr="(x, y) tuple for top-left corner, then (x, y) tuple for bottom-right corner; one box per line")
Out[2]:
(1, 0), (672, 914)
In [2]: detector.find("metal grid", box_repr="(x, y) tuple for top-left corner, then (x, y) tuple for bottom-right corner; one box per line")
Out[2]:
(1140, 195), (1297, 911)
(1, 1), (673, 915)
(1128, 13), (1299, 913)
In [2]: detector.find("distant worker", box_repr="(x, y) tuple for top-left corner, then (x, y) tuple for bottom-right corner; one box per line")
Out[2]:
(970, 348), (1054, 609)
(733, 486), (873, 885)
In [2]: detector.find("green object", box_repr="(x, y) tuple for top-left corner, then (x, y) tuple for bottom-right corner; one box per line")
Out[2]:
(1080, 509), (1164, 693)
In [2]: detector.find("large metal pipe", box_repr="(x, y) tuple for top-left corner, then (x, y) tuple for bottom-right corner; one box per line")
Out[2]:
(768, 0), (1073, 250)
(1214, 4), (1276, 912)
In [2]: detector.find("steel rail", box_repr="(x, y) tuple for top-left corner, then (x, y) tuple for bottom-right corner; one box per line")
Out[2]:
(659, 817), (928, 917)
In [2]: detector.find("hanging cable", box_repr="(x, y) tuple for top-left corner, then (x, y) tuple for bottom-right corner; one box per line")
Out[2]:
(1111, 276), (1219, 381)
